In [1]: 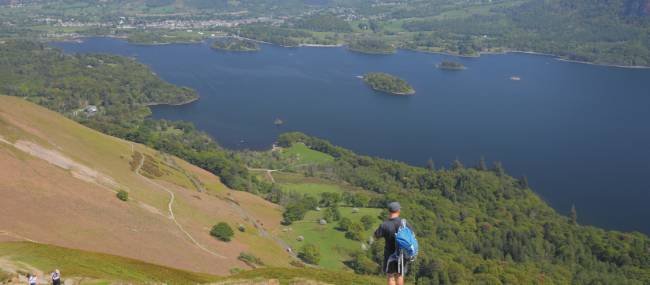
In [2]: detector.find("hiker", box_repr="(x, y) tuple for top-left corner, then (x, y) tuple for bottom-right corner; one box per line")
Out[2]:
(374, 202), (416, 285)
(51, 269), (61, 285)
(27, 273), (37, 285)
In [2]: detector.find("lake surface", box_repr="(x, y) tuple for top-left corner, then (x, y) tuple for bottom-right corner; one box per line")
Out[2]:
(53, 37), (650, 234)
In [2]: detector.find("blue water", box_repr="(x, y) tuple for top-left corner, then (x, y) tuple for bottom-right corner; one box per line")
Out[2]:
(52, 37), (650, 234)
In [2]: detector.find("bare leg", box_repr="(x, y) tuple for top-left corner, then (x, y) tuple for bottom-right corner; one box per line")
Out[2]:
(396, 274), (404, 285)
(387, 274), (397, 285)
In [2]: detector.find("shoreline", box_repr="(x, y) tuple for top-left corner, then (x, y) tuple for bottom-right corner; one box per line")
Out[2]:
(144, 96), (199, 107)
(410, 47), (650, 69)
(54, 35), (650, 69)
(298, 43), (343, 48)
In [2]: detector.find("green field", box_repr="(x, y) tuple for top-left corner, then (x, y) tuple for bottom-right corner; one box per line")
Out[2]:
(280, 207), (382, 270)
(281, 183), (343, 198)
(281, 143), (334, 164)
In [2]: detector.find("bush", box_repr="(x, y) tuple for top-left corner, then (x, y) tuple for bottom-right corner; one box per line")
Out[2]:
(360, 215), (375, 230)
(116, 190), (129, 201)
(283, 202), (308, 225)
(299, 243), (321, 265)
(319, 192), (341, 207)
(324, 206), (341, 222)
(210, 222), (234, 242)
(0, 269), (14, 283)
(290, 260), (305, 268)
(238, 252), (264, 267)
(338, 217), (352, 231)
(349, 251), (378, 274)
(345, 222), (366, 241)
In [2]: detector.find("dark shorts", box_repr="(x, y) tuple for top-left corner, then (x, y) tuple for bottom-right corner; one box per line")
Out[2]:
(384, 257), (408, 275)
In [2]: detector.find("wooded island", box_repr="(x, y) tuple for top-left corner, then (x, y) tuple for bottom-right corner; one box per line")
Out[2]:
(363, 72), (415, 95)
(438, 60), (466, 70)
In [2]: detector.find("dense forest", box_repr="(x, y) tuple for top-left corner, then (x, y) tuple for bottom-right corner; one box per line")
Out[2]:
(211, 37), (260, 52)
(237, 26), (310, 47)
(348, 38), (396, 54)
(0, 41), (196, 114)
(263, 132), (650, 284)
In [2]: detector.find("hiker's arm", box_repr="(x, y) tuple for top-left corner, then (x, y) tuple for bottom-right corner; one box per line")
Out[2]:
(374, 224), (383, 239)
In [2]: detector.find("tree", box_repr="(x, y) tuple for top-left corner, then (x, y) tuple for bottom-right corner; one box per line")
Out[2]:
(324, 205), (341, 222)
(478, 156), (487, 171)
(452, 159), (464, 171)
(350, 251), (378, 274)
(570, 204), (578, 225)
(116, 190), (129, 201)
(346, 221), (366, 241)
(320, 192), (341, 207)
(493, 161), (505, 177)
(338, 217), (352, 231)
(344, 192), (370, 207)
(210, 222), (234, 242)
(519, 176), (529, 189)
(360, 215), (375, 230)
(426, 158), (435, 171)
(283, 202), (307, 224)
(299, 243), (321, 265)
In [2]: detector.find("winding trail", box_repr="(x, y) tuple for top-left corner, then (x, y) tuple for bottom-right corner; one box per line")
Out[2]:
(247, 167), (278, 183)
(133, 150), (226, 259)
(246, 164), (311, 184)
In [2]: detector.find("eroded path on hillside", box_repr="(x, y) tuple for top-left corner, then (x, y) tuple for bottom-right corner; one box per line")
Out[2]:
(246, 167), (278, 183)
(133, 152), (226, 259)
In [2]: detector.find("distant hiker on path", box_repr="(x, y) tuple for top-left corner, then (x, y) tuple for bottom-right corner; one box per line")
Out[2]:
(51, 269), (61, 285)
(27, 274), (37, 285)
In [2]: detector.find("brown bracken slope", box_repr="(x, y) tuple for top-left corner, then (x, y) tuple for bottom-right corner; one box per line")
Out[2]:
(0, 96), (289, 275)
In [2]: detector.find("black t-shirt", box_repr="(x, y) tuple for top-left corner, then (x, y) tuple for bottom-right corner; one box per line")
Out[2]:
(374, 217), (412, 258)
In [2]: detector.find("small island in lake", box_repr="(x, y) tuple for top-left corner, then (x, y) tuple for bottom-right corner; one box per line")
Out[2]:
(363, 72), (415, 95)
(437, 61), (466, 70)
(211, 37), (260, 52)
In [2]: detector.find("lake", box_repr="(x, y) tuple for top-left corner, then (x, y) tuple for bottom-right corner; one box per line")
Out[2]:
(52, 37), (650, 234)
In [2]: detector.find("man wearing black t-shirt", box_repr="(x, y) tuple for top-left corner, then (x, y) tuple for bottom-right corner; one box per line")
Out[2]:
(374, 202), (412, 285)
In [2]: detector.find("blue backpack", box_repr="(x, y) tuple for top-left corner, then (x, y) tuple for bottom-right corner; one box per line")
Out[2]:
(395, 219), (418, 261)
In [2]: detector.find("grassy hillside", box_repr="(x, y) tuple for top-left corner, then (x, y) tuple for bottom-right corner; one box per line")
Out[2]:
(0, 242), (218, 284)
(281, 143), (334, 165)
(280, 207), (382, 270)
(0, 242), (384, 284)
(0, 95), (290, 275)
